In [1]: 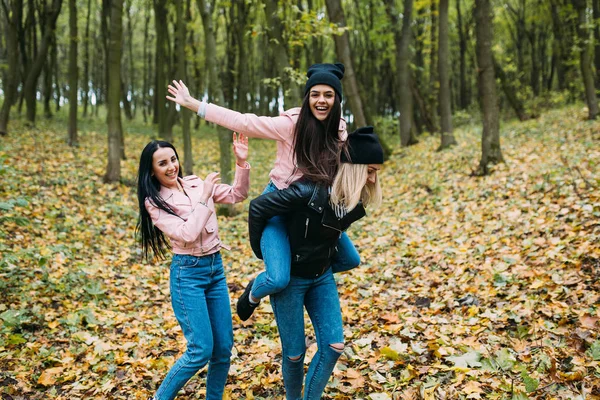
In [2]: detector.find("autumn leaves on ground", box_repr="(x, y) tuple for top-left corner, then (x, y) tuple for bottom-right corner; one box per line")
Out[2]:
(1, 106), (599, 399)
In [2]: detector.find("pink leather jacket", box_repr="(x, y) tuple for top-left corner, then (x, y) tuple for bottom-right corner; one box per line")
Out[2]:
(202, 103), (347, 190)
(145, 163), (250, 256)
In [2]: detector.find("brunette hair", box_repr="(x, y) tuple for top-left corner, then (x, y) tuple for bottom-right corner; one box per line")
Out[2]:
(292, 92), (343, 185)
(135, 140), (183, 260)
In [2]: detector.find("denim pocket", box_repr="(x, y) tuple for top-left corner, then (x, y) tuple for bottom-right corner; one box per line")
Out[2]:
(172, 254), (200, 268)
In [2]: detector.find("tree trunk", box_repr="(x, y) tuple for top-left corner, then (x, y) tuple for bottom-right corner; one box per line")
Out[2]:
(42, 38), (54, 119)
(474, 0), (503, 176)
(154, 0), (170, 138)
(82, 0), (92, 117)
(52, 34), (60, 113)
(456, 0), (469, 109)
(0, 0), (23, 136)
(429, 0), (439, 129)
(593, 0), (600, 88)
(23, 0), (63, 124)
(142, 4), (150, 123)
(572, 0), (599, 119)
(263, 0), (300, 108)
(104, 0), (124, 183)
(197, 0), (234, 215)
(325, 0), (367, 128)
(410, 78), (437, 134)
(127, 1), (135, 117)
(437, 0), (456, 151)
(494, 57), (531, 121)
(176, 0), (193, 175)
(68, 0), (78, 146)
(385, 0), (417, 146)
(235, 0), (249, 112)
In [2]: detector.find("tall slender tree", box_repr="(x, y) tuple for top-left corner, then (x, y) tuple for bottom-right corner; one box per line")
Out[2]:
(22, 0), (63, 124)
(154, 0), (170, 138)
(263, 0), (300, 109)
(104, 0), (124, 183)
(474, 0), (503, 175)
(82, 0), (92, 117)
(437, 0), (456, 150)
(456, 0), (469, 109)
(176, 0), (193, 175)
(325, 0), (367, 128)
(197, 0), (233, 215)
(385, 0), (417, 146)
(68, 0), (78, 146)
(572, 0), (599, 119)
(0, 0), (23, 136)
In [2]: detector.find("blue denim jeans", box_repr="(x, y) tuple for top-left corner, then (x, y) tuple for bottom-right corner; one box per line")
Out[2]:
(270, 269), (344, 400)
(251, 181), (361, 300)
(155, 252), (233, 400)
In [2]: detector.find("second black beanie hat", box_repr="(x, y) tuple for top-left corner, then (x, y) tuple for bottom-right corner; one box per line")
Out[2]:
(304, 63), (345, 99)
(341, 126), (384, 165)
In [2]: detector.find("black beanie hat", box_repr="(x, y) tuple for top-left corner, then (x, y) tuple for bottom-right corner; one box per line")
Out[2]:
(304, 63), (345, 99)
(341, 126), (384, 165)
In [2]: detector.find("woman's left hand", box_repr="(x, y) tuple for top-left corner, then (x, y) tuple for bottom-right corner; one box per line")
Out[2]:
(233, 132), (249, 167)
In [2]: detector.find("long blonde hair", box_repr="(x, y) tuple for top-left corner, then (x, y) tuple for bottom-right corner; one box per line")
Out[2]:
(330, 163), (382, 211)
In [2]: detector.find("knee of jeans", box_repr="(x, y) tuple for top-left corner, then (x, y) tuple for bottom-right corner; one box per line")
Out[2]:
(329, 342), (344, 355)
(287, 352), (305, 362)
(349, 253), (361, 268)
(269, 275), (290, 292)
(185, 345), (212, 368)
(211, 340), (233, 362)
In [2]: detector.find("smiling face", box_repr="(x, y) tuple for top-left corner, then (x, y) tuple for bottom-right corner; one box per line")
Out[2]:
(309, 84), (336, 121)
(152, 147), (180, 189)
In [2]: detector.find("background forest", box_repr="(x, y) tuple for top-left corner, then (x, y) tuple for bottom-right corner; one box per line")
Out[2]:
(1, 0), (600, 399)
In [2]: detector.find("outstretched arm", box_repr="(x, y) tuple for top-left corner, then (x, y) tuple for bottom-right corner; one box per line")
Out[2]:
(166, 80), (294, 141)
(166, 80), (201, 113)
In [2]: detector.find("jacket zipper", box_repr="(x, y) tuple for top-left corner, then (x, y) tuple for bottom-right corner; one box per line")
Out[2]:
(304, 218), (309, 238)
(322, 223), (342, 232)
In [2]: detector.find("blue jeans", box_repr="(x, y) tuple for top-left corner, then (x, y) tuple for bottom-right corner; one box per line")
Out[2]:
(271, 269), (344, 400)
(155, 252), (233, 400)
(251, 181), (361, 300)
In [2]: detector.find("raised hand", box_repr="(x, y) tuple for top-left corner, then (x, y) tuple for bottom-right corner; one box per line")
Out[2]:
(166, 80), (200, 112)
(200, 172), (221, 203)
(232, 132), (248, 167)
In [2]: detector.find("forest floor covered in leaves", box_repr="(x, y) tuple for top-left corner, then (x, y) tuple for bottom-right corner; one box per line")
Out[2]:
(1, 105), (600, 400)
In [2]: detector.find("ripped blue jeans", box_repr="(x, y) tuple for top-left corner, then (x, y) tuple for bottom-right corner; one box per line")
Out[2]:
(270, 269), (344, 400)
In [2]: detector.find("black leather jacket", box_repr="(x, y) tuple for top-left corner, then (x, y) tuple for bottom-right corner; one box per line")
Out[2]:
(248, 179), (366, 278)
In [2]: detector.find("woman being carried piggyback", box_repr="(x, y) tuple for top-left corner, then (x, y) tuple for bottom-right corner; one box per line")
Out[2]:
(247, 127), (384, 400)
(136, 134), (250, 400)
(166, 63), (362, 321)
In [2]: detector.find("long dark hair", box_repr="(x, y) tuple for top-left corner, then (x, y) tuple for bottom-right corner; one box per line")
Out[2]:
(135, 140), (183, 261)
(293, 93), (342, 184)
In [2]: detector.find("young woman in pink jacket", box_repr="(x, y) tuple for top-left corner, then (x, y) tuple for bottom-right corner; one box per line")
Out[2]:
(166, 63), (361, 322)
(136, 134), (250, 400)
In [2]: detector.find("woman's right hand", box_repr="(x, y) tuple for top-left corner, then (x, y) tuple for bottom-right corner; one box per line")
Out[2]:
(167, 80), (201, 113)
(200, 172), (221, 203)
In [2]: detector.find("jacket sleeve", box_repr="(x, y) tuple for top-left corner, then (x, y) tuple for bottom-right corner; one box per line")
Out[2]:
(204, 103), (295, 141)
(145, 199), (213, 243)
(248, 182), (312, 260)
(211, 162), (251, 204)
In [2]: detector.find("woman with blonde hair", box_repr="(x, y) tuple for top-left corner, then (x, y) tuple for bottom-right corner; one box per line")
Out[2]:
(247, 126), (384, 400)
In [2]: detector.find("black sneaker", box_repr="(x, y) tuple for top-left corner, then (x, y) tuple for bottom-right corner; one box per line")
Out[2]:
(236, 279), (258, 321)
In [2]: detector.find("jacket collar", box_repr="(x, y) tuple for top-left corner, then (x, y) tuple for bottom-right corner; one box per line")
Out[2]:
(159, 177), (186, 201)
(308, 183), (328, 214)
